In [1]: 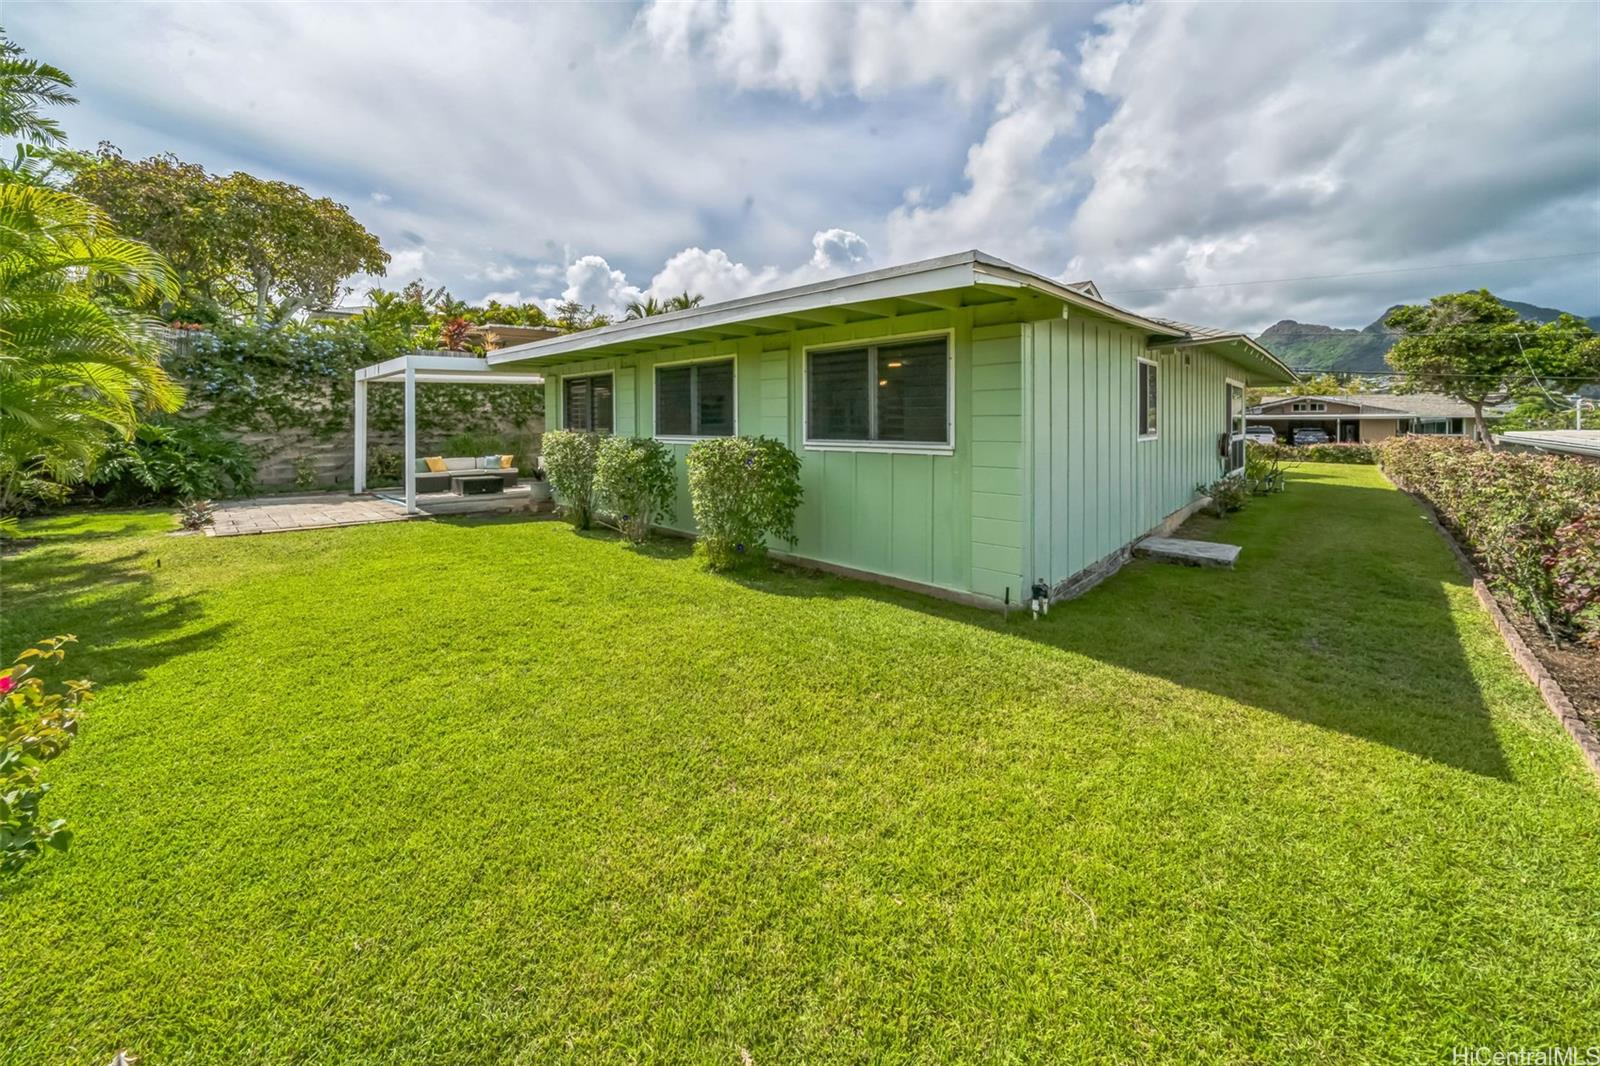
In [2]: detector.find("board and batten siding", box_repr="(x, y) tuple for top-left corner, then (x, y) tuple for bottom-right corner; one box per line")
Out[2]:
(547, 306), (1027, 603)
(1022, 316), (1237, 591)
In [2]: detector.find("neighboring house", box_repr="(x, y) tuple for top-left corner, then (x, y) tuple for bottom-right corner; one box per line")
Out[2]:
(1246, 393), (1481, 444)
(488, 251), (1295, 607)
(1494, 429), (1600, 460)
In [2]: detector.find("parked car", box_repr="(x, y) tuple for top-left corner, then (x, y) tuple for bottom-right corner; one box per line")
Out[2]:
(1244, 425), (1277, 445)
(1292, 427), (1330, 445)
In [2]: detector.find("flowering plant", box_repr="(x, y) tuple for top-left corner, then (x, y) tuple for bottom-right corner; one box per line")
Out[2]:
(2, 636), (92, 879)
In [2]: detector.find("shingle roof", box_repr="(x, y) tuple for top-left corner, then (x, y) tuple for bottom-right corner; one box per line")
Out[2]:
(1255, 392), (1476, 418)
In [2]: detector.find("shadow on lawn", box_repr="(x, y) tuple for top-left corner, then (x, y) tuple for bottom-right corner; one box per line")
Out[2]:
(732, 473), (1513, 780)
(0, 545), (228, 690)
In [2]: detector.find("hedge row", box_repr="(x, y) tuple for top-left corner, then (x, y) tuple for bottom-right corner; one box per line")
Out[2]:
(1251, 441), (1376, 464)
(1377, 436), (1600, 647)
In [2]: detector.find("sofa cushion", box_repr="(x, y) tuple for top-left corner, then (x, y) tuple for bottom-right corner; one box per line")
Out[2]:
(444, 457), (476, 471)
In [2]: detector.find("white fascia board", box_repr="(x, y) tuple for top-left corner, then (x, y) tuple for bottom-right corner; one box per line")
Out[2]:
(487, 260), (981, 366)
(356, 354), (543, 384)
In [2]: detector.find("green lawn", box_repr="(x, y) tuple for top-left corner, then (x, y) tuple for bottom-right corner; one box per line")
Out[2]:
(2, 464), (1596, 1063)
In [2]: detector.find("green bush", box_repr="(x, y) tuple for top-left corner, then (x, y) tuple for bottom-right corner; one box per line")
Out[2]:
(1252, 441), (1376, 464)
(1244, 442), (1289, 495)
(1378, 436), (1600, 646)
(685, 436), (803, 570)
(593, 437), (676, 544)
(292, 455), (317, 490)
(1, 636), (91, 882)
(85, 419), (255, 504)
(366, 448), (403, 487)
(541, 429), (601, 529)
(1197, 473), (1248, 517)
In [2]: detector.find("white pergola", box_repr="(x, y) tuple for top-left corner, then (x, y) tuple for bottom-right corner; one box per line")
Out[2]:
(353, 354), (543, 513)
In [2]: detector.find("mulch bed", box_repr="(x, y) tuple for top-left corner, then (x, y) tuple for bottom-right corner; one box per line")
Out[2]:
(1501, 604), (1600, 725)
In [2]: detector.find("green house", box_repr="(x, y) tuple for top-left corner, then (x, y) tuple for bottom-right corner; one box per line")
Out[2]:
(490, 251), (1296, 607)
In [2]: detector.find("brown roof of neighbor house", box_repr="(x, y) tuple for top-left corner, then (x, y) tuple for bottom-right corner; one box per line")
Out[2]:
(1253, 392), (1477, 419)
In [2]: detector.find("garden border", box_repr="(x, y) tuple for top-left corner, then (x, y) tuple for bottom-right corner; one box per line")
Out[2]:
(1383, 468), (1600, 782)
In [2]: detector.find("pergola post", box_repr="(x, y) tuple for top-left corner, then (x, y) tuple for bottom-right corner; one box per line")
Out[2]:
(403, 360), (417, 514)
(353, 379), (367, 494)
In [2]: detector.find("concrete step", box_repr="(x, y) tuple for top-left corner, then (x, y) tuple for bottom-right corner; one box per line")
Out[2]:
(1134, 536), (1241, 569)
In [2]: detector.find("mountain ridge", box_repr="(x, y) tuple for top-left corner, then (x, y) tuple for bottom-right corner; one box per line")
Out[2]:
(1256, 299), (1600, 374)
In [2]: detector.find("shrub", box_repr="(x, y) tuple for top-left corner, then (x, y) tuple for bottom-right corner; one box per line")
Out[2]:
(177, 498), (215, 531)
(1197, 474), (1248, 517)
(1378, 436), (1600, 646)
(1, 636), (92, 881)
(443, 430), (521, 470)
(366, 448), (403, 487)
(85, 419), (255, 504)
(593, 437), (676, 544)
(1244, 442), (1290, 495)
(685, 436), (803, 570)
(1252, 441), (1375, 464)
(541, 429), (601, 528)
(292, 455), (317, 490)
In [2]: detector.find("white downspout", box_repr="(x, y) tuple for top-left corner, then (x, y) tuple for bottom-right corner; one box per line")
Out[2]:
(353, 378), (367, 495)
(403, 360), (417, 514)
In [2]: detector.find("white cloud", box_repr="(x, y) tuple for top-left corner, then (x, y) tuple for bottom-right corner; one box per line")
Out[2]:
(1060, 2), (1600, 329)
(549, 227), (874, 317)
(13, 1), (1598, 333)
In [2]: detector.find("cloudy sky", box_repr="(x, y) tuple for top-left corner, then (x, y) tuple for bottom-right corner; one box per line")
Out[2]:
(13, 1), (1600, 330)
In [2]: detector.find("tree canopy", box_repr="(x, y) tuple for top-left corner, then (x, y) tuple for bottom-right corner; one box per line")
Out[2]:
(1385, 290), (1599, 444)
(70, 144), (389, 323)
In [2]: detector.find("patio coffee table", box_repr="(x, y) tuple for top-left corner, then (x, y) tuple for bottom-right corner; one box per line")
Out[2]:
(450, 474), (506, 496)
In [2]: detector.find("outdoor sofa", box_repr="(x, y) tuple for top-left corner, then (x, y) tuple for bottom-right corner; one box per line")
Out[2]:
(413, 456), (520, 493)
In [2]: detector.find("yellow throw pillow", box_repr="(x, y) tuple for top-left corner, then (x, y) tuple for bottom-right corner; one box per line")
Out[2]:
(499, 454), (513, 469)
(424, 456), (447, 473)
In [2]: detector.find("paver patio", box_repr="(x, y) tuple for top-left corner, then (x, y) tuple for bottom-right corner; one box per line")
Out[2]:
(206, 493), (412, 536)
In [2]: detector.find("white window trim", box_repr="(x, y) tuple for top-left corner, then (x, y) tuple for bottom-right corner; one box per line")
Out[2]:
(801, 329), (955, 455)
(653, 354), (738, 443)
(1226, 377), (1247, 475)
(559, 371), (615, 433)
(1136, 357), (1159, 442)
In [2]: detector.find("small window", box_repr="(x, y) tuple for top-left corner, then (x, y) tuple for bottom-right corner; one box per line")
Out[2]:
(1229, 383), (1246, 438)
(1137, 359), (1158, 439)
(563, 374), (613, 433)
(656, 359), (735, 438)
(1291, 401), (1327, 413)
(807, 337), (949, 446)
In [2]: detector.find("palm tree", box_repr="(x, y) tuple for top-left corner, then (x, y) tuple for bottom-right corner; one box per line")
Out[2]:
(0, 34), (76, 148)
(665, 290), (704, 312)
(624, 295), (669, 319)
(0, 183), (181, 515)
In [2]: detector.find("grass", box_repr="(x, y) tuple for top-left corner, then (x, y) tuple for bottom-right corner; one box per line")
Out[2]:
(2, 464), (1596, 1063)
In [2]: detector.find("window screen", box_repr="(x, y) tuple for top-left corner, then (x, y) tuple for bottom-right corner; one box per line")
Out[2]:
(808, 346), (871, 441)
(655, 360), (734, 437)
(1138, 361), (1158, 437)
(807, 337), (948, 445)
(563, 374), (613, 433)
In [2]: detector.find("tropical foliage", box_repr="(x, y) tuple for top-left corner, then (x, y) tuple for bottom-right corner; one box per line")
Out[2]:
(1, 635), (90, 881)
(1385, 291), (1600, 444)
(0, 33), (75, 152)
(593, 437), (676, 543)
(71, 144), (390, 323)
(0, 182), (181, 514)
(84, 418), (254, 504)
(685, 436), (802, 570)
(1378, 436), (1600, 646)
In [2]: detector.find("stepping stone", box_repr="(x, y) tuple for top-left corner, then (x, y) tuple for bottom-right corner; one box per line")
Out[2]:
(1135, 536), (1241, 569)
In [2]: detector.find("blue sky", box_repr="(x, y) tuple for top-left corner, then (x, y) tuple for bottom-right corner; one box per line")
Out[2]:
(12, 1), (1600, 331)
